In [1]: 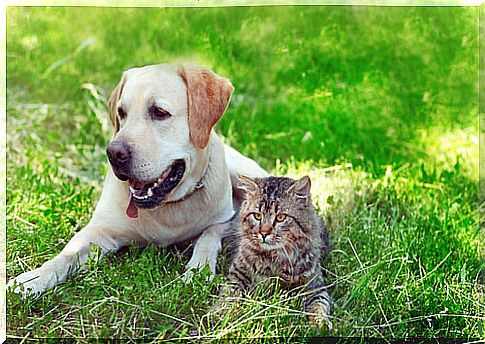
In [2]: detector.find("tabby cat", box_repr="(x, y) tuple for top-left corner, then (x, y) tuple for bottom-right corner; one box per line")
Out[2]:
(222, 175), (333, 329)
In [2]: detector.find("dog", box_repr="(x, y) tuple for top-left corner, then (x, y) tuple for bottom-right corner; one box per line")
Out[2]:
(7, 63), (268, 297)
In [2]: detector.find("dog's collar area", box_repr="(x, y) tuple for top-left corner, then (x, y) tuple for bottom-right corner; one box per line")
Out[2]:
(167, 178), (205, 204)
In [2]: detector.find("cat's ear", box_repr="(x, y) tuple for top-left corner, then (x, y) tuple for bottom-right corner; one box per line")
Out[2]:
(289, 176), (311, 199)
(237, 174), (259, 195)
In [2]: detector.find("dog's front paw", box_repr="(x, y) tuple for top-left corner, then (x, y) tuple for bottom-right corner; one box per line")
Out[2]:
(7, 267), (57, 298)
(184, 255), (216, 283)
(182, 265), (214, 284)
(181, 268), (196, 283)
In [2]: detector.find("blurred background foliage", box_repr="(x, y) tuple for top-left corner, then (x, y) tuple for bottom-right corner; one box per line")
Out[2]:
(7, 6), (478, 175)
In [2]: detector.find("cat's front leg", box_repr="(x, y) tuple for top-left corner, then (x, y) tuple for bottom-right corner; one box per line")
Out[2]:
(212, 280), (244, 312)
(304, 272), (333, 330)
(213, 256), (253, 311)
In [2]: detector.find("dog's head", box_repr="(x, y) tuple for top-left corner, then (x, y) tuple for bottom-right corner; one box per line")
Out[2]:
(106, 64), (233, 217)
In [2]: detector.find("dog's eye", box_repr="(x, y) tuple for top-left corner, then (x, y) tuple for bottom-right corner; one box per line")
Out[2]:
(118, 107), (126, 120)
(150, 106), (172, 120)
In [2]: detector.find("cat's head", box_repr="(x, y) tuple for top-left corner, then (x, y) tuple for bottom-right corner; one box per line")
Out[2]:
(237, 175), (313, 251)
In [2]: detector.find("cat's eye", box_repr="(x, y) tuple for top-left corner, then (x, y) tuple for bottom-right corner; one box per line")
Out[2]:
(252, 212), (262, 221)
(275, 213), (287, 222)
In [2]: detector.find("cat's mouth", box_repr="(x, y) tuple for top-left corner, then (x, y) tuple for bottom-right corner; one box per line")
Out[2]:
(260, 241), (275, 248)
(258, 241), (286, 252)
(257, 236), (282, 249)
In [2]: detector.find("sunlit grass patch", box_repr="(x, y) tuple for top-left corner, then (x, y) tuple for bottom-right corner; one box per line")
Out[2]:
(416, 126), (479, 181)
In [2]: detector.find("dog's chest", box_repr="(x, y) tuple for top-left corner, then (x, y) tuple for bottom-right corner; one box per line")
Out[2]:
(135, 199), (229, 246)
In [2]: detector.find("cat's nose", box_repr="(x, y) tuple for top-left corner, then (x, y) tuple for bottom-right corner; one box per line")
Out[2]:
(259, 224), (272, 241)
(259, 223), (272, 234)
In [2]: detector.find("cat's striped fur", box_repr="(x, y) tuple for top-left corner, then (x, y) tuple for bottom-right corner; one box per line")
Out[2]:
(222, 175), (332, 329)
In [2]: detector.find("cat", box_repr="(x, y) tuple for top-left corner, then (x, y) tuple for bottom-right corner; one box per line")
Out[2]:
(220, 175), (333, 329)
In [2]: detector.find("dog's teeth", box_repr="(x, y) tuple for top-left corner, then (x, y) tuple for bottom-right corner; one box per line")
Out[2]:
(147, 188), (153, 197)
(158, 177), (163, 183)
(153, 182), (158, 188)
(133, 194), (149, 200)
(129, 186), (135, 194)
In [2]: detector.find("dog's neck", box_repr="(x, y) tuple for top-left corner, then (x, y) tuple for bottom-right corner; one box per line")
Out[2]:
(165, 141), (212, 205)
(165, 173), (206, 205)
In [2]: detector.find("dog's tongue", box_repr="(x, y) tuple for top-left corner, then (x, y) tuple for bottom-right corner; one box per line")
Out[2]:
(126, 193), (139, 219)
(124, 166), (174, 219)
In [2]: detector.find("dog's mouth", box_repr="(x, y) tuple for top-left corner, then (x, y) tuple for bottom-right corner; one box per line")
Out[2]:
(125, 159), (186, 218)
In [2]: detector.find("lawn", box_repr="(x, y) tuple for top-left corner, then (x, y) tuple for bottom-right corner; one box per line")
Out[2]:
(6, 5), (483, 340)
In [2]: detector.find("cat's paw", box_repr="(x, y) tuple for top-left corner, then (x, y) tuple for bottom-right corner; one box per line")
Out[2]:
(307, 302), (333, 331)
(309, 313), (333, 331)
(210, 294), (241, 320)
(211, 296), (230, 312)
(212, 284), (242, 310)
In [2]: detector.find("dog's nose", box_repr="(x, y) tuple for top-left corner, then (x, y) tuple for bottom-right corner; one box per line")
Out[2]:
(107, 141), (130, 166)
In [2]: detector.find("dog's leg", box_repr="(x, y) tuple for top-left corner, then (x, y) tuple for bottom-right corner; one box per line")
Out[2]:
(8, 169), (139, 297)
(224, 144), (269, 208)
(7, 224), (129, 297)
(185, 222), (229, 281)
(223, 144), (269, 179)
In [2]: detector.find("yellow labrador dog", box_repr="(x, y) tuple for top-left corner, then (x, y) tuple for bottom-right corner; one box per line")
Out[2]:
(8, 63), (268, 297)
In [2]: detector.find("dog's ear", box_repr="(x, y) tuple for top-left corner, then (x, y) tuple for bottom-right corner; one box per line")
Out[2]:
(108, 72), (127, 134)
(178, 65), (234, 149)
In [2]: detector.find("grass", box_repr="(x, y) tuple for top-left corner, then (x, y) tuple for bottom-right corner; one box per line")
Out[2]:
(6, 5), (483, 340)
